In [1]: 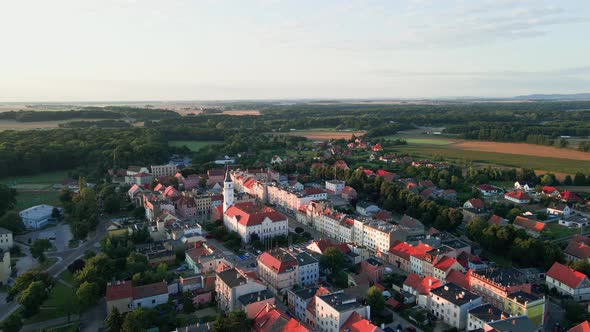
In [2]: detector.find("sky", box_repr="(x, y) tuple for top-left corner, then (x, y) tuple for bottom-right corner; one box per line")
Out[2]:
(0, 0), (589, 101)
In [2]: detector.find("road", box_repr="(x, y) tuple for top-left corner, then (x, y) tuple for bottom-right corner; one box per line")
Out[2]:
(544, 299), (565, 332)
(0, 218), (108, 323)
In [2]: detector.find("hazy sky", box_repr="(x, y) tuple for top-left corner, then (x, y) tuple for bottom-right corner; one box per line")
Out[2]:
(1, 0), (589, 101)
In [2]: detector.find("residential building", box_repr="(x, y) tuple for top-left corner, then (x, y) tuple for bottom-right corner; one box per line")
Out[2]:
(513, 216), (545, 238)
(257, 248), (319, 291)
(125, 166), (150, 184)
(403, 273), (442, 307)
(547, 203), (571, 217)
(469, 268), (532, 310)
(477, 184), (501, 196)
(339, 311), (383, 332)
(428, 283), (483, 330)
(0, 228), (13, 250)
(565, 235), (590, 263)
(514, 181), (533, 192)
(106, 280), (133, 314)
(360, 258), (384, 283)
(252, 303), (309, 332)
(467, 303), (506, 331)
(546, 262), (590, 301)
(341, 186), (358, 201)
(325, 180), (345, 195)
(505, 190), (532, 204)
(238, 289), (276, 319)
(287, 286), (322, 322)
(105, 280), (169, 313)
(569, 321), (590, 332)
(315, 291), (370, 332)
(483, 315), (539, 332)
(215, 268), (266, 311)
(503, 290), (546, 326)
(19, 204), (56, 229)
(151, 164), (178, 178)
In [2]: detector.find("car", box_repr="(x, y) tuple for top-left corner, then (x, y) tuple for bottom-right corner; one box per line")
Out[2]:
(256, 250), (262, 255)
(176, 265), (188, 272)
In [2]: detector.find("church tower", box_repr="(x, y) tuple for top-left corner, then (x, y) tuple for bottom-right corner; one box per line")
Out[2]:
(223, 168), (234, 212)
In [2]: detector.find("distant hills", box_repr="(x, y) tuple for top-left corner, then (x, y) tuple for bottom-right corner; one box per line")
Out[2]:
(513, 93), (590, 101)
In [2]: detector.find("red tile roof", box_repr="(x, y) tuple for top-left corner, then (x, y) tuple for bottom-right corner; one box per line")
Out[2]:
(404, 273), (443, 295)
(513, 216), (545, 233)
(565, 239), (590, 261)
(467, 198), (485, 209)
(399, 215), (422, 229)
(542, 186), (558, 194)
(106, 280), (133, 301)
(283, 318), (309, 332)
(373, 210), (392, 221)
(561, 191), (583, 202)
(339, 311), (381, 332)
(505, 191), (531, 201)
(434, 256), (459, 272)
(547, 262), (588, 289)
(477, 184), (497, 191)
(569, 321), (590, 332)
(304, 187), (326, 196)
(488, 214), (507, 225)
(252, 304), (290, 332)
(163, 186), (181, 197)
(257, 250), (298, 274)
(225, 203), (286, 226)
(446, 270), (470, 289)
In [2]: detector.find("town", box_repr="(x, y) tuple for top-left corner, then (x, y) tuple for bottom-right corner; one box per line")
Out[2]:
(2, 132), (590, 332)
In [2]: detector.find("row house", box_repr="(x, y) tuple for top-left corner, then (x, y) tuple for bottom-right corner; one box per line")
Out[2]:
(315, 291), (370, 332)
(468, 268), (532, 310)
(389, 241), (433, 273)
(257, 248), (319, 291)
(428, 283), (483, 330)
(403, 273), (443, 307)
(287, 286), (327, 323)
(106, 280), (169, 314)
(215, 268), (267, 311)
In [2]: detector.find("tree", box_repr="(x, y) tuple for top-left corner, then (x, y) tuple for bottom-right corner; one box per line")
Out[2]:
(572, 260), (590, 276)
(319, 247), (347, 274)
(76, 281), (100, 309)
(294, 226), (304, 234)
(564, 175), (573, 185)
(574, 173), (587, 186)
(30, 238), (52, 263)
(51, 207), (61, 218)
(213, 311), (251, 332)
(103, 194), (121, 213)
(367, 286), (385, 317)
(8, 271), (53, 301)
(105, 307), (124, 332)
(0, 184), (17, 216)
(18, 281), (49, 317)
(182, 291), (196, 314)
(0, 211), (26, 233)
(1, 312), (23, 332)
(132, 206), (145, 219)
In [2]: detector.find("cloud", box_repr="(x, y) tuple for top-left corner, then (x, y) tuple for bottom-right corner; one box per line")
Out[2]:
(370, 66), (590, 78)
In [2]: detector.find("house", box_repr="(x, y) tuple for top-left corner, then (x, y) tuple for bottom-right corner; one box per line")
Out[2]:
(238, 289), (276, 319)
(375, 170), (398, 183)
(565, 235), (590, 263)
(270, 155), (283, 165)
(477, 184), (501, 196)
(504, 290), (546, 326)
(542, 186), (560, 197)
(252, 303), (309, 332)
(207, 168), (225, 185)
(433, 256), (464, 281)
(325, 180), (346, 195)
(151, 164), (178, 178)
(356, 202), (380, 216)
(0, 228), (14, 251)
(488, 215), (508, 226)
(341, 186), (358, 201)
(257, 248), (319, 291)
(514, 181), (534, 192)
(547, 203), (571, 217)
(463, 198), (485, 211)
(428, 283), (482, 330)
(215, 268), (267, 311)
(389, 242), (432, 273)
(333, 160), (350, 170)
(315, 291), (370, 332)
(512, 216), (545, 237)
(560, 191), (583, 203)
(441, 189), (458, 201)
(546, 262), (590, 301)
(467, 303), (507, 332)
(469, 268), (532, 310)
(105, 281), (169, 314)
(403, 273), (442, 307)
(560, 215), (589, 228)
(504, 191), (531, 204)
(287, 286), (324, 323)
(19, 204), (57, 229)
(359, 258), (384, 283)
(339, 311), (383, 332)
(569, 321), (590, 332)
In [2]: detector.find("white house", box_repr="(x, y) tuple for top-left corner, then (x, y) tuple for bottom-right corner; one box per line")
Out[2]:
(547, 203), (571, 217)
(19, 204), (57, 229)
(356, 202), (380, 216)
(428, 283), (483, 330)
(559, 215), (589, 229)
(131, 281), (169, 309)
(315, 291), (370, 332)
(325, 180), (345, 195)
(504, 191), (531, 204)
(0, 228), (14, 251)
(514, 181), (533, 192)
(546, 262), (590, 301)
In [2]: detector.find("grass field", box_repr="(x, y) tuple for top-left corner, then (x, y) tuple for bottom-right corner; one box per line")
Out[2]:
(168, 140), (223, 151)
(394, 145), (590, 174)
(379, 135), (456, 145)
(25, 281), (76, 324)
(14, 190), (61, 210)
(1, 170), (71, 185)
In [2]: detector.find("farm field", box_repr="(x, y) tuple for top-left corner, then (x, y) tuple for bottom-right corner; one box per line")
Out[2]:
(379, 135), (457, 145)
(168, 140), (223, 152)
(393, 145), (590, 174)
(452, 141), (590, 161)
(275, 130), (365, 141)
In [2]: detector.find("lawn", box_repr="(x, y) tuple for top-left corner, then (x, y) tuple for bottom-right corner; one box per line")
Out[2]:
(59, 270), (75, 285)
(168, 140), (223, 151)
(544, 222), (582, 239)
(25, 281), (76, 324)
(393, 145), (590, 174)
(0, 170), (71, 185)
(14, 190), (61, 210)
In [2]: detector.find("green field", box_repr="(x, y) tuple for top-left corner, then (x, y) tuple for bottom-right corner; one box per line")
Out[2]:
(25, 281), (76, 324)
(544, 222), (584, 239)
(168, 140), (223, 151)
(0, 170), (71, 185)
(393, 145), (590, 174)
(14, 190), (61, 210)
(379, 135), (456, 145)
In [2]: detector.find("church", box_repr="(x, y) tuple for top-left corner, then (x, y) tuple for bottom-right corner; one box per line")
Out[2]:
(217, 169), (289, 243)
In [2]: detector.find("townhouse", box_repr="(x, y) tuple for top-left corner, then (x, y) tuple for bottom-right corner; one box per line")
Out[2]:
(428, 283), (483, 330)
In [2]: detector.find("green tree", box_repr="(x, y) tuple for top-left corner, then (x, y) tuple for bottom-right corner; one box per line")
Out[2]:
(574, 173), (587, 186)
(76, 281), (100, 309)
(105, 307), (124, 332)
(103, 194), (121, 213)
(18, 281), (49, 317)
(571, 260), (590, 276)
(564, 175), (573, 185)
(51, 207), (61, 218)
(0, 184), (17, 216)
(319, 247), (347, 274)
(182, 291), (196, 314)
(0, 211), (26, 233)
(212, 311), (251, 332)
(1, 312), (23, 332)
(30, 238), (52, 263)
(367, 286), (385, 317)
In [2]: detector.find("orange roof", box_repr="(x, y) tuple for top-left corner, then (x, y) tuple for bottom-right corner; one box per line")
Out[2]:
(547, 262), (588, 289)
(283, 318), (309, 332)
(513, 216), (545, 233)
(339, 311), (381, 332)
(404, 273), (442, 295)
(434, 256), (459, 272)
(488, 214), (507, 225)
(106, 280), (132, 301)
(252, 304), (290, 332)
(467, 198), (485, 209)
(389, 241), (415, 260)
(561, 191), (583, 202)
(257, 250), (298, 274)
(446, 270), (470, 289)
(505, 190), (530, 201)
(569, 321), (590, 332)
(225, 203), (286, 226)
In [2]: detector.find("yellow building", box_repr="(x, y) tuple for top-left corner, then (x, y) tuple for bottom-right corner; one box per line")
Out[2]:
(504, 291), (546, 326)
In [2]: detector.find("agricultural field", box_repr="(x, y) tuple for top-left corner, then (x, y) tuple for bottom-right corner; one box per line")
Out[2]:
(168, 140), (223, 152)
(393, 145), (590, 174)
(275, 129), (365, 141)
(453, 141), (590, 161)
(379, 135), (457, 145)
